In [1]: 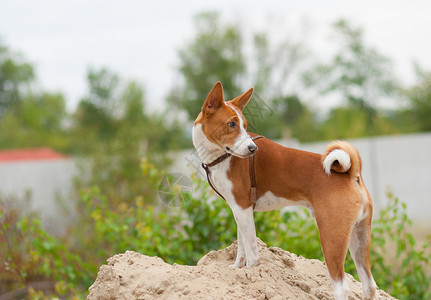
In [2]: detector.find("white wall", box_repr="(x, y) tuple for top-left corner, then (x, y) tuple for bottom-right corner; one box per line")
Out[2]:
(0, 158), (78, 233)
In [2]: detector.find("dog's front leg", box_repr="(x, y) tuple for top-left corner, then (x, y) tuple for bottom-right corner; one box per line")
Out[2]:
(231, 205), (259, 267)
(229, 228), (246, 268)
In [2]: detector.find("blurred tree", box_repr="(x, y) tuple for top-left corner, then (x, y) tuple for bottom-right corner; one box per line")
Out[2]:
(402, 66), (431, 131)
(122, 81), (146, 125)
(275, 95), (321, 142)
(168, 12), (245, 119)
(0, 42), (34, 118)
(243, 94), (321, 141)
(252, 30), (309, 100)
(304, 19), (398, 110)
(247, 30), (319, 141)
(72, 68), (120, 153)
(303, 19), (399, 138)
(322, 106), (398, 140)
(0, 41), (71, 151)
(169, 12), (318, 142)
(0, 92), (69, 150)
(72, 67), (188, 203)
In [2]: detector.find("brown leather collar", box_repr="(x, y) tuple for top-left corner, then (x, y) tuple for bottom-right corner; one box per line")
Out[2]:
(201, 135), (264, 205)
(202, 152), (231, 169)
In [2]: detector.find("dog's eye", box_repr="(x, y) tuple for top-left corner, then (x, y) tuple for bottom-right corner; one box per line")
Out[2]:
(227, 122), (236, 128)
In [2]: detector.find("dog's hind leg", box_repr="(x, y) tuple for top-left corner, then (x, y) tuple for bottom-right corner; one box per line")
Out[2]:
(231, 205), (259, 267)
(349, 213), (377, 300)
(315, 208), (353, 300)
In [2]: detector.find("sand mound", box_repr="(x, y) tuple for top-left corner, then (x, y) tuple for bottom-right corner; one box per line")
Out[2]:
(87, 239), (395, 299)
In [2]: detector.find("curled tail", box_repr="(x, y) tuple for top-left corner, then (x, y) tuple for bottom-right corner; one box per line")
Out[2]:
(322, 141), (362, 178)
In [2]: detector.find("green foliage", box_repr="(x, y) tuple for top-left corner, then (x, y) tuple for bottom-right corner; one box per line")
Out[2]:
(402, 67), (431, 131)
(0, 42), (34, 116)
(0, 47), (188, 155)
(71, 171), (236, 268)
(304, 19), (398, 109)
(370, 191), (431, 299)
(71, 68), (188, 205)
(0, 43), (70, 151)
(71, 67), (129, 153)
(302, 19), (401, 139)
(321, 107), (399, 140)
(0, 195), (84, 298)
(0, 92), (70, 151)
(169, 13), (418, 142)
(168, 11), (317, 142)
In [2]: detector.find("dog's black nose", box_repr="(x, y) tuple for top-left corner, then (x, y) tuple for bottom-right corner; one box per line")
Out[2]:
(248, 144), (258, 154)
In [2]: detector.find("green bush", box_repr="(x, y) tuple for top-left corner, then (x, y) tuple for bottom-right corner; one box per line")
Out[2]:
(1, 164), (430, 299)
(370, 191), (431, 299)
(0, 195), (84, 299)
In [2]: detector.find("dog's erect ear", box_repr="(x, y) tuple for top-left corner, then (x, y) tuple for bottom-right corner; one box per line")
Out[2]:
(202, 81), (224, 115)
(229, 87), (254, 111)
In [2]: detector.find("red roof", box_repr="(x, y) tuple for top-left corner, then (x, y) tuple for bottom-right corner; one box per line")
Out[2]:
(0, 148), (68, 162)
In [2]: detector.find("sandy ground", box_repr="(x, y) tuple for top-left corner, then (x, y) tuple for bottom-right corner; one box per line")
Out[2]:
(87, 239), (396, 299)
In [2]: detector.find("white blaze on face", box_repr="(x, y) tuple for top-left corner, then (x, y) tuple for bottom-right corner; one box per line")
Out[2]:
(228, 104), (256, 157)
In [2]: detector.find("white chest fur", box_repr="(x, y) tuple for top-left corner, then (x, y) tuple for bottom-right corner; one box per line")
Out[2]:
(193, 123), (236, 206)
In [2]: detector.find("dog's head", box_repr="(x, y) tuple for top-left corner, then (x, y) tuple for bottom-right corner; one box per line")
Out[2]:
(193, 81), (257, 158)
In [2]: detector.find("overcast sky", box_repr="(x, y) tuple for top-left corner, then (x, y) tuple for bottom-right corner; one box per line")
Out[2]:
(1, 0), (430, 112)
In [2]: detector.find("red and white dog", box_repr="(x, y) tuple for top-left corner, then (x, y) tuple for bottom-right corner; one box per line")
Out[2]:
(192, 82), (377, 300)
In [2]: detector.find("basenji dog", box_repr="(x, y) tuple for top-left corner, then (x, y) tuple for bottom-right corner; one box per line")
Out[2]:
(192, 82), (377, 300)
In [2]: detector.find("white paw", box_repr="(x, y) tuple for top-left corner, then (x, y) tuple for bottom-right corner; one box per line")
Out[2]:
(246, 258), (260, 268)
(229, 257), (245, 269)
